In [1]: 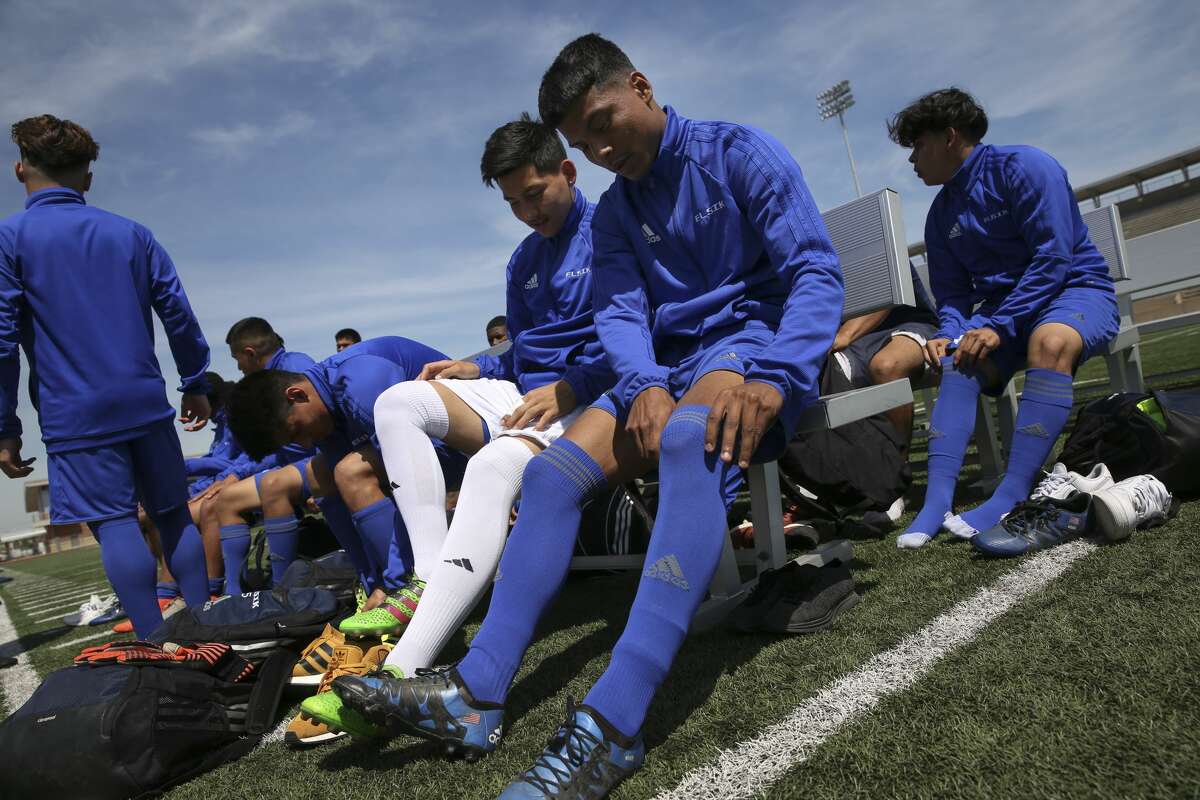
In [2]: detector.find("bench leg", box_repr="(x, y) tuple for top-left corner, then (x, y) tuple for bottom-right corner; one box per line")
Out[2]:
(972, 393), (1006, 493)
(1105, 345), (1145, 394)
(747, 462), (787, 573)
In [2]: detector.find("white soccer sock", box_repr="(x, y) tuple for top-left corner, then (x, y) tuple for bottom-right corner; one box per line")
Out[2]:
(374, 381), (452, 581)
(385, 435), (532, 675)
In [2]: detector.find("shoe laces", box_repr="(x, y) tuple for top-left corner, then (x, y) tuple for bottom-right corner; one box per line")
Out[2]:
(1030, 469), (1072, 500)
(1126, 476), (1170, 516)
(1001, 501), (1061, 538)
(518, 700), (609, 794)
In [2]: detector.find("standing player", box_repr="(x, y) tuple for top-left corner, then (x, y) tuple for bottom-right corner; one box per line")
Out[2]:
(888, 88), (1119, 548)
(0, 116), (212, 639)
(332, 35), (842, 797)
(298, 115), (612, 740)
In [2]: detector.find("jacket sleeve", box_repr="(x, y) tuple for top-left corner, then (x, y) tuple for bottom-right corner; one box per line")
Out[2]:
(474, 253), (523, 382)
(559, 336), (614, 407)
(145, 230), (211, 394)
(727, 131), (844, 411)
(925, 213), (976, 341)
(970, 151), (1076, 342)
(591, 195), (671, 408)
(0, 231), (23, 439)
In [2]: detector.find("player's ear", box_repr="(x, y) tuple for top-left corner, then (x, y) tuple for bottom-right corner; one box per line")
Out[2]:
(284, 385), (307, 404)
(14, 161), (24, 184)
(630, 71), (654, 105)
(82, 171), (93, 192)
(561, 159), (577, 186)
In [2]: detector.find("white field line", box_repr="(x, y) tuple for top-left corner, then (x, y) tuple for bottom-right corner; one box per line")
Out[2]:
(8, 580), (78, 597)
(655, 540), (1096, 800)
(0, 581), (44, 712)
(49, 628), (121, 650)
(18, 584), (111, 613)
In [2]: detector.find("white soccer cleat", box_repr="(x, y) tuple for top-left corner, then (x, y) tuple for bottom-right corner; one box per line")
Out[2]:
(942, 512), (978, 540)
(1090, 474), (1173, 542)
(1030, 462), (1115, 501)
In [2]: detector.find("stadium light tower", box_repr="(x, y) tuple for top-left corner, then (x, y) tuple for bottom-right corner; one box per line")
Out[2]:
(818, 79), (862, 198)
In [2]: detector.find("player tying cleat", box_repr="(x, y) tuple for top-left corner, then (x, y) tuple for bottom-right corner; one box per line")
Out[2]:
(333, 34), (842, 798)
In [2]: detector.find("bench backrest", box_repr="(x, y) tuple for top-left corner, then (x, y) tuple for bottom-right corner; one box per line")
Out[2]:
(821, 188), (915, 320)
(1082, 203), (1131, 282)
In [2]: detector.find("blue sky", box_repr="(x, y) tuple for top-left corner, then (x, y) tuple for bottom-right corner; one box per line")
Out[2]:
(1, 0), (1198, 532)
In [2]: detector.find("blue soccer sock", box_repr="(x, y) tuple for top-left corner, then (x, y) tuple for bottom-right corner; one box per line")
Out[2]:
(94, 514), (163, 639)
(352, 499), (412, 592)
(219, 523), (251, 595)
(584, 406), (734, 738)
(264, 515), (299, 585)
(207, 577), (225, 597)
(960, 368), (1074, 532)
(156, 581), (180, 600)
(150, 504), (210, 608)
(457, 439), (607, 705)
(317, 494), (377, 593)
(904, 358), (983, 537)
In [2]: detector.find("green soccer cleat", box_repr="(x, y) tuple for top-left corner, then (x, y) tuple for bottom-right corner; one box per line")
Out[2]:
(338, 580), (425, 637)
(294, 655), (398, 742)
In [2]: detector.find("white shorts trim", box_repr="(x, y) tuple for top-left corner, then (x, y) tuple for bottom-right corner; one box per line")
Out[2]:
(434, 377), (583, 448)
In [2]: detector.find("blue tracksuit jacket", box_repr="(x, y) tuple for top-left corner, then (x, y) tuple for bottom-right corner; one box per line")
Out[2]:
(0, 188), (210, 451)
(306, 336), (449, 463)
(925, 144), (1114, 344)
(474, 188), (613, 404)
(591, 106), (844, 437)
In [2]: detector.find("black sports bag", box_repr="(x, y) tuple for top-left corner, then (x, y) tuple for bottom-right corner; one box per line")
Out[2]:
(148, 586), (341, 661)
(1058, 389), (1200, 498)
(0, 649), (290, 798)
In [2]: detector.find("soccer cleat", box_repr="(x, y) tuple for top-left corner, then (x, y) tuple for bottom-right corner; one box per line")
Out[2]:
(1030, 462), (1115, 501)
(290, 624), (347, 687)
(971, 493), (1092, 557)
(63, 594), (120, 627)
(91, 598), (127, 626)
(112, 595), (182, 634)
(338, 579), (425, 637)
(332, 664), (504, 760)
(498, 700), (644, 799)
(1089, 474), (1174, 543)
(289, 642), (392, 746)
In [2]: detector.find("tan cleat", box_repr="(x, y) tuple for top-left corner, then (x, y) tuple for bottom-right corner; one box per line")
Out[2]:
(289, 623), (348, 688)
(286, 641), (392, 747)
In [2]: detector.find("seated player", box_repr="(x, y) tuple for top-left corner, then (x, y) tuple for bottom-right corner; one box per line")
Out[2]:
(227, 335), (467, 630)
(296, 115), (612, 739)
(888, 88), (1118, 548)
(195, 317), (318, 592)
(330, 35), (843, 797)
(485, 315), (508, 347)
(0, 115), (211, 639)
(335, 328), (362, 352)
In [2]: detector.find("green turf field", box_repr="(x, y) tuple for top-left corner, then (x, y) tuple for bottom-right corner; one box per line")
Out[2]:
(1, 332), (1197, 799)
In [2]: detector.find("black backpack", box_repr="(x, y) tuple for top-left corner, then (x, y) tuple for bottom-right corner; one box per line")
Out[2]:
(574, 485), (653, 557)
(1058, 389), (1200, 498)
(0, 649), (290, 799)
(148, 587), (342, 661)
(276, 550), (361, 610)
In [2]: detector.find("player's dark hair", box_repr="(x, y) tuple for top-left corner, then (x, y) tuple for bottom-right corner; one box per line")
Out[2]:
(227, 369), (302, 460)
(887, 87), (988, 148)
(11, 114), (99, 177)
(538, 34), (636, 128)
(226, 317), (284, 355)
(486, 315), (507, 330)
(481, 113), (567, 187)
(335, 328), (361, 344)
(204, 371), (233, 412)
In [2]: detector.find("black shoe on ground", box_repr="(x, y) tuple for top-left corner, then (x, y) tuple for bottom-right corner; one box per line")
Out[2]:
(731, 561), (859, 634)
(0, 655), (17, 669)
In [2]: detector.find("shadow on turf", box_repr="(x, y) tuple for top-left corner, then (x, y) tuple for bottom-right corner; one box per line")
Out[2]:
(0, 625), (74, 658)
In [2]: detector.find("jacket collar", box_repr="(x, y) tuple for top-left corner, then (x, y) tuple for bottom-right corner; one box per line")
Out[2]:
(25, 187), (86, 210)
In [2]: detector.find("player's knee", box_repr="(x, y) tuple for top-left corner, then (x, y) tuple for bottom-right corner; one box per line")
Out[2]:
(1028, 331), (1077, 369)
(333, 453), (373, 491)
(374, 381), (438, 435)
(258, 470), (289, 504)
(659, 411), (707, 462)
(869, 352), (905, 384)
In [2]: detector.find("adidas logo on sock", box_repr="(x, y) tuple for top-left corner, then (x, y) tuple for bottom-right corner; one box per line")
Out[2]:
(444, 558), (474, 572)
(644, 554), (690, 590)
(1017, 422), (1050, 438)
(928, 427), (945, 439)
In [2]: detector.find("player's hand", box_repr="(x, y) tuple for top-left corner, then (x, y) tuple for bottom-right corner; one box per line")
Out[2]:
(199, 473), (237, 501)
(706, 382), (784, 469)
(925, 338), (952, 370)
(627, 386), (676, 461)
(954, 327), (1000, 370)
(0, 437), (36, 479)
(180, 393), (211, 432)
(418, 359), (481, 381)
(502, 380), (577, 431)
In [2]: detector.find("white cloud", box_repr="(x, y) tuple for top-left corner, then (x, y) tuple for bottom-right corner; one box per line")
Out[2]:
(191, 112), (314, 155)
